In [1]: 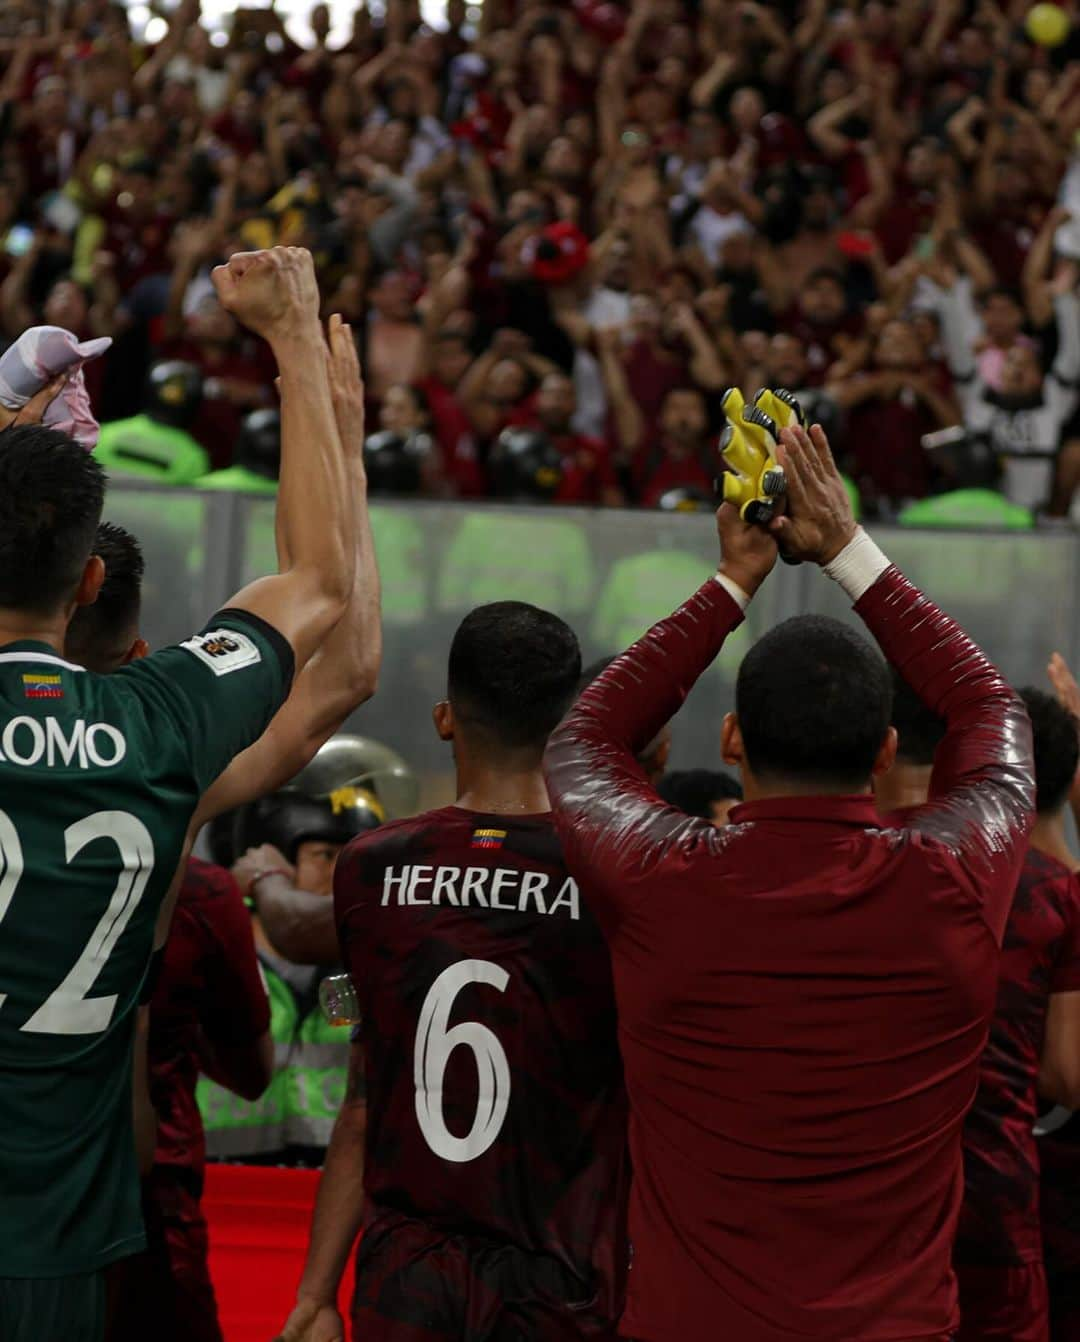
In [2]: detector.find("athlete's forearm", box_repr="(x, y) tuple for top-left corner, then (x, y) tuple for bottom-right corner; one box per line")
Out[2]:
(273, 323), (355, 620)
(296, 1068), (367, 1306)
(193, 457), (380, 827)
(288, 452), (381, 732)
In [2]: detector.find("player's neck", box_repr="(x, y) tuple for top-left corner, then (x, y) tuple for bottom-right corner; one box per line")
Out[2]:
(0, 609), (69, 656)
(1029, 811), (1080, 872)
(456, 764), (551, 817)
(873, 763), (933, 816)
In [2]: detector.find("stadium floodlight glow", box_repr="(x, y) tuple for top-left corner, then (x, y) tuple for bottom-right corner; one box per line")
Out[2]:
(128, 4), (150, 25)
(209, 30), (228, 47)
(143, 16), (168, 42)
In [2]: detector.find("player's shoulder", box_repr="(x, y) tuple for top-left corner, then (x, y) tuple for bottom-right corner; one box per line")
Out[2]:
(340, 806), (476, 863)
(1019, 846), (1079, 901)
(181, 856), (242, 907)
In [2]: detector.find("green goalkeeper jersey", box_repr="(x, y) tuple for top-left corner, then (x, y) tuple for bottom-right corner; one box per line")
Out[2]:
(0, 609), (292, 1278)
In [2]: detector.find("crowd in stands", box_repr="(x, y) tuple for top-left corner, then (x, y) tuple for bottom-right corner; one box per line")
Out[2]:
(5, 0), (1080, 518)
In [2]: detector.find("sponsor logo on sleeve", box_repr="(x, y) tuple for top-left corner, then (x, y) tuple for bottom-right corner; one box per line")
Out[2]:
(180, 629), (262, 677)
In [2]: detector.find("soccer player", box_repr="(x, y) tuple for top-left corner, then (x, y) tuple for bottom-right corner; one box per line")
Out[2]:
(881, 675), (1080, 1341)
(63, 523), (273, 1342)
(544, 423), (1035, 1342)
(277, 602), (628, 1342)
(74, 311), (376, 1342)
(0, 246), (357, 1342)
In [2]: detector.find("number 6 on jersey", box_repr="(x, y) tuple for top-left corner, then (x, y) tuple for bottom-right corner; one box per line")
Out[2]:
(414, 959), (511, 1163)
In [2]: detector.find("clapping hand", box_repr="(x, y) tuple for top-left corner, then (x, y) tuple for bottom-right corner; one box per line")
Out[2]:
(770, 423), (858, 566)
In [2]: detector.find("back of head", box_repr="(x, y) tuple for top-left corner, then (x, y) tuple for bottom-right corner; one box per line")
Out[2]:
(0, 425), (105, 616)
(736, 615), (892, 791)
(1019, 687), (1079, 816)
(65, 522), (144, 673)
(657, 769), (742, 818)
(449, 602), (581, 757)
(889, 668), (945, 766)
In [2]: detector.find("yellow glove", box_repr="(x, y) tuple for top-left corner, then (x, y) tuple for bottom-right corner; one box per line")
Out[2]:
(719, 387), (806, 524)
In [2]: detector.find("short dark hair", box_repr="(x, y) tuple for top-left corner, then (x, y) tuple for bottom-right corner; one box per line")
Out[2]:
(1019, 687), (1080, 816)
(736, 615), (892, 789)
(657, 769), (742, 817)
(65, 522), (144, 673)
(889, 668), (945, 766)
(0, 425), (106, 614)
(448, 602), (582, 753)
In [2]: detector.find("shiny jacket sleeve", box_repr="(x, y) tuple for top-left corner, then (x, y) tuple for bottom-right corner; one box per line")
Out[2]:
(857, 566), (1035, 938)
(544, 578), (744, 926)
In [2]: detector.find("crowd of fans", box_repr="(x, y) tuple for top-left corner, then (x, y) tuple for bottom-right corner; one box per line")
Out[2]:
(5, 0), (1080, 517)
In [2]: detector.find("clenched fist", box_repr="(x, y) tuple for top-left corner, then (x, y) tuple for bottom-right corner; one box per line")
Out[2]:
(211, 247), (321, 341)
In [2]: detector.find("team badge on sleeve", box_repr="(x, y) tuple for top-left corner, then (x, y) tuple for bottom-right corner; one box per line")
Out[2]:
(181, 629), (262, 677)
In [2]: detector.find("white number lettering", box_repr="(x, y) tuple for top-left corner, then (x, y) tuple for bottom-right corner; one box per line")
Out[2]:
(414, 959), (511, 1163)
(0, 808), (155, 1034)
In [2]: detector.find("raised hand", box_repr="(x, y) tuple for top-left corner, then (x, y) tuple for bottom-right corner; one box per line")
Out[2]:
(0, 373), (68, 432)
(1049, 652), (1080, 720)
(211, 247), (321, 343)
(326, 314), (365, 454)
(716, 500), (778, 597)
(232, 843), (296, 897)
(770, 423), (858, 565)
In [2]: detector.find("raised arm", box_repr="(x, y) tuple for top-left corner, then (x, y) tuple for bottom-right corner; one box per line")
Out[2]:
(213, 248), (355, 673)
(544, 505), (776, 924)
(771, 425), (1033, 936)
(194, 316), (380, 825)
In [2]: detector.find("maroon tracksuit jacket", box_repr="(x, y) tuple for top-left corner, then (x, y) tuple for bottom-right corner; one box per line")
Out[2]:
(545, 564), (1035, 1342)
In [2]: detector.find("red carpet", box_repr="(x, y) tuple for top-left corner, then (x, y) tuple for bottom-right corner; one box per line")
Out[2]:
(204, 1164), (355, 1341)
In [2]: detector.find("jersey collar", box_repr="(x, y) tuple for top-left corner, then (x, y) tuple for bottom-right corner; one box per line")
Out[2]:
(0, 642), (85, 672)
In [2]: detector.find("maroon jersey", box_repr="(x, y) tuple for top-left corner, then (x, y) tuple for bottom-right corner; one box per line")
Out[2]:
(545, 566), (1034, 1342)
(149, 858), (270, 1177)
(956, 849), (1080, 1266)
(334, 807), (628, 1338)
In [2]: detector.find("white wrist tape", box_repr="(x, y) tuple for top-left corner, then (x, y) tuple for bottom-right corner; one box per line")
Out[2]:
(714, 573), (752, 611)
(822, 528), (890, 603)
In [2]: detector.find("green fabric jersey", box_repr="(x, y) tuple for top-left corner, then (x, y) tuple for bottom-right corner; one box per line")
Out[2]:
(0, 611), (291, 1278)
(94, 416), (210, 485)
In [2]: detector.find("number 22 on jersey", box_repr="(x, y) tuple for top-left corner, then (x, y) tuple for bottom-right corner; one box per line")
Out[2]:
(0, 807), (154, 1034)
(414, 959), (512, 1164)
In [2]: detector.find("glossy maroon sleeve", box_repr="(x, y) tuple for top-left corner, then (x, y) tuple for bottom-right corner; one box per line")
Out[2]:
(856, 566), (1035, 939)
(544, 578), (745, 924)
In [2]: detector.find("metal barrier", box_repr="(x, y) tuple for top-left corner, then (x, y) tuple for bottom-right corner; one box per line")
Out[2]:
(106, 480), (1080, 808)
